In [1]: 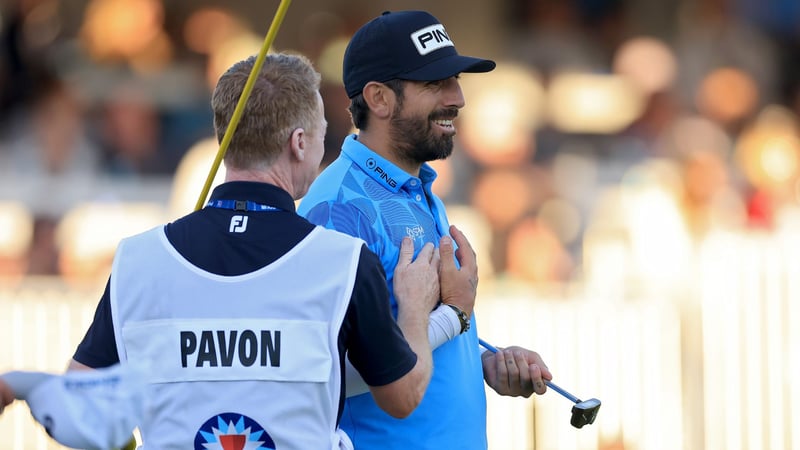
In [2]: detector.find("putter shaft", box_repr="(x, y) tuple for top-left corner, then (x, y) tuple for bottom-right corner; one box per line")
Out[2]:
(543, 380), (580, 403)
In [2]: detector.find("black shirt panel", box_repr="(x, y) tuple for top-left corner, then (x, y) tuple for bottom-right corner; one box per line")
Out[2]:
(344, 246), (417, 387)
(73, 279), (119, 367)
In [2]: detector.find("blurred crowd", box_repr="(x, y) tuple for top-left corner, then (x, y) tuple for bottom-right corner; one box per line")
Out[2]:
(1, 0), (800, 289)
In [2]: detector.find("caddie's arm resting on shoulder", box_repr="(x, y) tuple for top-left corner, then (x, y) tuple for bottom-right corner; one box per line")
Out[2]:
(369, 237), (439, 418)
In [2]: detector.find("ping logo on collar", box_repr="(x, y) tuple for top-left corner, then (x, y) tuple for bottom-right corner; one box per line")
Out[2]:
(365, 158), (397, 188)
(195, 413), (275, 450)
(411, 24), (453, 55)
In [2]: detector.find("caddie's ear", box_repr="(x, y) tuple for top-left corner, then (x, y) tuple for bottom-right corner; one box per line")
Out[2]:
(362, 81), (395, 119)
(289, 127), (306, 161)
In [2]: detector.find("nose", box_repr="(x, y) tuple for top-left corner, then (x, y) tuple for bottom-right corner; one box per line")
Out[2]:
(442, 77), (465, 109)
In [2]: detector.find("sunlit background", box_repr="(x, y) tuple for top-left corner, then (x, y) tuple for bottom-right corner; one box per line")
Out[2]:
(1, 0), (800, 449)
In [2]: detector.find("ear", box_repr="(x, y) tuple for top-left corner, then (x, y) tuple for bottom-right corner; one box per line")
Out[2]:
(362, 82), (395, 120)
(289, 127), (306, 161)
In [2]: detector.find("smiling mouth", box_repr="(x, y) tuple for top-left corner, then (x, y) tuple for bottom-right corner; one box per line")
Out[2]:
(433, 119), (456, 133)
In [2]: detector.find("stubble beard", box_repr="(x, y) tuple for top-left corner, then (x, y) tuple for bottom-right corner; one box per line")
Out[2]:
(389, 108), (457, 165)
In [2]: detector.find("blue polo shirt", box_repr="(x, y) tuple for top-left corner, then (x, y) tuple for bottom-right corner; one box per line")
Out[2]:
(298, 134), (488, 449)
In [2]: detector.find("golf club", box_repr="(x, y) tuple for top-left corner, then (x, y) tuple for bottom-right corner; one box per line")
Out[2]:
(478, 338), (601, 429)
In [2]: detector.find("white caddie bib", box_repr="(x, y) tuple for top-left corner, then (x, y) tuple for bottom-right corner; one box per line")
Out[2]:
(110, 225), (363, 450)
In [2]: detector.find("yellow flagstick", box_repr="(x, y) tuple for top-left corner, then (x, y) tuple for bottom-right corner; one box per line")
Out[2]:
(194, 0), (293, 211)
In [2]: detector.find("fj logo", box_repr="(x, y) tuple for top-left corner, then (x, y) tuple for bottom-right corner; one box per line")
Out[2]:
(229, 215), (248, 233)
(411, 24), (453, 55)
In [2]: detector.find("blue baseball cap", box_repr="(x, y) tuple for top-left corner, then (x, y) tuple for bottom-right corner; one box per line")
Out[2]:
(343, 10), (496, 98)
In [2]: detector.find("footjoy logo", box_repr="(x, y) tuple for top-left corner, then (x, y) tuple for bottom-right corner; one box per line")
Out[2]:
(229, 215), (248, 233)
(365, 158), (397, 188)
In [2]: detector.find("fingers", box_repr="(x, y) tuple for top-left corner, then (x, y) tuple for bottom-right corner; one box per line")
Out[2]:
(530, 364), (546, 395)
(449, 225), (476, 265)
(431, 244), (441, 269)
(399, 238), (437, 267)
(393, 239), (440, 318)
(492, 349), (550, 397)
(439, 235), (455, 272)
(535, 358), (552, 382)
(528, 352), (550, 395)
(504, 351), (520, 388)
(514, 351), (533, 394)
(449, 225), (478, 292)
(417, 241), (436, 264)
(495, 350), (512, 393)
(449, 224), (468, 247)
(502, 350), (539, 396)
(397, 237), (414, 266)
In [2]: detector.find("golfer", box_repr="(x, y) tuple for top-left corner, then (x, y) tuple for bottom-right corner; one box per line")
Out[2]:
(299, 10), (553, 449)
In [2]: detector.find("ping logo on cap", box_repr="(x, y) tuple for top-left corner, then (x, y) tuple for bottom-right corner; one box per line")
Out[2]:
(410, 24), (453, 55)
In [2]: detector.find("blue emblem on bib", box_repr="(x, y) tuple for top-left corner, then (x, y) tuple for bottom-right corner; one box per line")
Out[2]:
(195, 413), (276, 450)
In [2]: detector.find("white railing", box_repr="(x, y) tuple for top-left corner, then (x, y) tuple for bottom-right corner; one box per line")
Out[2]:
(0, 279), (100, 450)
(1, 230), (799, 449)
(479, 293), (683, 450)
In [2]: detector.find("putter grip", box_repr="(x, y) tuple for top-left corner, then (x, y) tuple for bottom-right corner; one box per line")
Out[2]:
(478, 338), (581, 403)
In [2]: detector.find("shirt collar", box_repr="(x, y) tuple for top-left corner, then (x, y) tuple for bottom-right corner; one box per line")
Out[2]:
(341, 134), (438, 191)
(208, 181), (296, 212)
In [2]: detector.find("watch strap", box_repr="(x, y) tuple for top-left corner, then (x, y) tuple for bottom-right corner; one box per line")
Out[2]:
(444, 303), (470, 334)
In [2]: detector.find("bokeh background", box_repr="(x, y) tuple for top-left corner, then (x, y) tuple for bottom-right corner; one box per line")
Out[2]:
(1, 0), (800, 449)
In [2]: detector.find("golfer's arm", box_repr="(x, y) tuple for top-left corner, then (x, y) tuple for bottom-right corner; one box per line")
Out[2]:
(369, 312), (432, 418)
(427, 303), (462, 346)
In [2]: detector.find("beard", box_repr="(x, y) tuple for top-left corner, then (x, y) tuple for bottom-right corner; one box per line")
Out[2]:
(389, 106), (459, 164)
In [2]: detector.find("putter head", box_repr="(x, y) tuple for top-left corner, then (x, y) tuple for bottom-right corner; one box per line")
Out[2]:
(570, 398), (601, 429)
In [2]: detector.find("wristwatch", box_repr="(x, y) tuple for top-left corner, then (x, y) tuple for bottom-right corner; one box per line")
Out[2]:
(445, 304), (470, 334)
